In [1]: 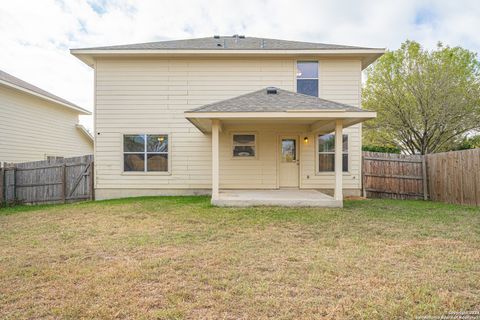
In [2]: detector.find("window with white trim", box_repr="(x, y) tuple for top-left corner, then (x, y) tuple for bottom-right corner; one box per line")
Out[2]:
(232, 134), (256, 158)
(123, 134), (169, 172)
(318, 133), (348, 172)
(296, 61), (319, 97)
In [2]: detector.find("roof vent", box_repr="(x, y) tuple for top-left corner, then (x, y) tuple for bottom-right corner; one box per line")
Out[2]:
(239, 35), (245, 39)
(216, 43), (222, 47)
(266, 87), (277, 94)
(213, 35), (220, 39)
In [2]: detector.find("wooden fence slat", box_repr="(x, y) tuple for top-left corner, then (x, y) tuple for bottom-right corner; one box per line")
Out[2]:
(364, 189), (424, 197)
(364, 173), (423, 180)
(0, 164), (4, 206)
(90, 161), (95, 201)
(362, 157), (423, 163)
(13, 163), (89, 171)
(12, 167), (17, 201)
(361, 155), (366, 198)
(15, 182), (63, 188)
(61, 163), (67, 204)
(422, 157), (428, 200)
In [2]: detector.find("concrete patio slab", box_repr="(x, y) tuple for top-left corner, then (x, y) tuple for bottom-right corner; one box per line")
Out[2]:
(211, 189), (342, 207)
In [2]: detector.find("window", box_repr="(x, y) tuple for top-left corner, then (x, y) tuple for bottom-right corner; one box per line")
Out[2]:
(318, 134), (348, 172)
(296, 61), (318, 97)
(232, 134), (256, 158)
(281, 139), (296, 162)
(123, 134), (169, 172)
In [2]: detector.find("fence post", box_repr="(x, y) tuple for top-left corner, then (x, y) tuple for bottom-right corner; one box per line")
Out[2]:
(61, 162), (67, 203)
(90, 161), (95, 200)
(12, 165), (17, 203)
(361, 154), (367, 198)
(0, 164), (4, 206)
(422, 156), (428, 200)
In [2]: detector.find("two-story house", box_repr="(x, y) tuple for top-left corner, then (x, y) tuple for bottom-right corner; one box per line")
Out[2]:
(71, 35), (384, 207)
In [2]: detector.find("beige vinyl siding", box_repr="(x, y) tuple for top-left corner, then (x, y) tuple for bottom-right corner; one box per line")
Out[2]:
(94, 57), (362, 192)
(94, 58), (295, 190)
(301, 60), (362, 189)
(219, 123), (309, 189)
(0, 85), (93, 164)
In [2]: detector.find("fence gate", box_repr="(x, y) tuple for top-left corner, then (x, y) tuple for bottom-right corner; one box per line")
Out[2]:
(1, 155), (94, 205)
(362, 151), (427, 200)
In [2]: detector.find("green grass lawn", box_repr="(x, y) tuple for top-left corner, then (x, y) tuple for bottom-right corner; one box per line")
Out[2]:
(0, 197), (479, 319)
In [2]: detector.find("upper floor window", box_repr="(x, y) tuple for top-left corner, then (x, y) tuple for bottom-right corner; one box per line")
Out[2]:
(123, 134), (169, 172)
(296, 61), (319, 97)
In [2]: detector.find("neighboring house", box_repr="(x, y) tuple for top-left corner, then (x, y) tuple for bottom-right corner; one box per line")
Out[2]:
(0, 70), (93, 163)
(71, 35), (384, 206)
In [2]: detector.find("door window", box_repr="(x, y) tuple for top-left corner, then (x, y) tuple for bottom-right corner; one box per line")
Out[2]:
(281, 139), (296, 162)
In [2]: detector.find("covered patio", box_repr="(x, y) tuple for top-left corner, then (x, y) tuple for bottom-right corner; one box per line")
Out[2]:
(212, 189), (340, 207)
(185, 87), (376, 207)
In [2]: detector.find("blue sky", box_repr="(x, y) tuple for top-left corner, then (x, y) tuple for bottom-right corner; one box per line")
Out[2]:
(414, 7), (436, 25)
(1, 0), (479, 129)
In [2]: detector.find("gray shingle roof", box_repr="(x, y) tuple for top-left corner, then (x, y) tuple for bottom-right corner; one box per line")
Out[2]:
(0, 69), (90, 114)
(76, 36), (380, 51)
(187, 88), (366, 113)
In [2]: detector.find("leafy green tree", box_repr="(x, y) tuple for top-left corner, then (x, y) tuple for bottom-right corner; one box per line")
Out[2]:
(362, 145), (401, 154)
(363, 40), (480, 154)
(453, 135), (480, 150)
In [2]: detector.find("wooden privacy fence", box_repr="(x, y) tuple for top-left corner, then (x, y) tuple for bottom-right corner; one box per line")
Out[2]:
(426, 149), (480, 206)
(362, 151), (427, 200)
(362, 149), (480, 206)
(1, 155), (94, 205)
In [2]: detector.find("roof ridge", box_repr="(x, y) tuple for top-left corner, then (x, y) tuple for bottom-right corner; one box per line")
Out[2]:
(72, 36), (214, 51)
(71, 36), (384, 51)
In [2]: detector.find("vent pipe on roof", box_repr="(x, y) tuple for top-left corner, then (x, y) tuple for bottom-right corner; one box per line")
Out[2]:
(213, 35), (220, 39)
(266, 87), (277, 94)
(239, 35), (245, 39)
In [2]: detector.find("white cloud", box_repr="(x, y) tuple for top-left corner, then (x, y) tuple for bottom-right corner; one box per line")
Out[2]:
(1, 0), (479, 130)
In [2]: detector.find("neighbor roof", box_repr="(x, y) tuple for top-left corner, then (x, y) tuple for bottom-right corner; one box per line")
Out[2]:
(0, 69), (91, 115)
(75, 36), (381, 51)
(187, 87), (368, 113)
(76, 124), (94, 142)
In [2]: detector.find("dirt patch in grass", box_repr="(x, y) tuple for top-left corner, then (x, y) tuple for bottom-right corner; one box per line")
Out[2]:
(344, 196), (367, 201)
(0, 197), (479, 319)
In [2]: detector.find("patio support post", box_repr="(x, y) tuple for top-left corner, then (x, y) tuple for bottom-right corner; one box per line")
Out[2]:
(211, 119), (220, 200)
(334, 120), (343, 201)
